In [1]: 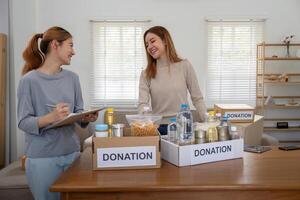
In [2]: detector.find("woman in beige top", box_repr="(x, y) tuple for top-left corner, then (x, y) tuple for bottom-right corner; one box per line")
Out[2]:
(138, 26), (206, 134)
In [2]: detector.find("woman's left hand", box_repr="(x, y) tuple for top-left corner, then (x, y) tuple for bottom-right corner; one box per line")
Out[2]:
(81, 111), (99, 123)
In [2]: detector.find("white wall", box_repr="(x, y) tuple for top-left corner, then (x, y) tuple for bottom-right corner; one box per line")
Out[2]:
(9, 0), (37, 161)
(9, 0), (300, 160)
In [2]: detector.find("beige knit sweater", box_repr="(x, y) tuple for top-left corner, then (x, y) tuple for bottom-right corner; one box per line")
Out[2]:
(138, 59), (206, 123)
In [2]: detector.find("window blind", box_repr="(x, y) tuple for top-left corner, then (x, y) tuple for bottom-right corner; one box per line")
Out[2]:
(206, 20), (264, 108)
(91, 21), (149, 108)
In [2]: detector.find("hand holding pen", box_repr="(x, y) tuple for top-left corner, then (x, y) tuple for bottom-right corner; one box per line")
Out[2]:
(47, 103), (70, 122)
(37, 102), (71, 128)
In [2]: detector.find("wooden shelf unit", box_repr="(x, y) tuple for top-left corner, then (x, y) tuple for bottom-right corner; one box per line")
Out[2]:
(256, 42), (300, 135)
(257, 96), (300, 99)
(257, 43), (300, 47)
(264, 127), (300, 132)
(264, 118), (300, 121)
(259, 105), (300, 109)
(259, 57), (300, 60)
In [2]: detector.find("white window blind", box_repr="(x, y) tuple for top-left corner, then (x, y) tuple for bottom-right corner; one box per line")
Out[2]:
(206, 20), (264, 108)
(91, 21), (148, 108)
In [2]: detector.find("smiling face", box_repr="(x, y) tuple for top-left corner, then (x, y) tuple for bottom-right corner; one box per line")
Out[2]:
(145, 32), (166, 60)
(56, 37), (75, 65)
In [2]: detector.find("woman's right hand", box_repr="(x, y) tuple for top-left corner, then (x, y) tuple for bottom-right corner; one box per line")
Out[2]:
(50, 103), (70, 123)
(37, 102), (70, 128)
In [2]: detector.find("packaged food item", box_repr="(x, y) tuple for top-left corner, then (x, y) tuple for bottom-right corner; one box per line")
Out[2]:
(126, 114), (162, 136)
(95, 124), (109, 137)
(105, 108), (114, 136)
(112, 123), (125, 137)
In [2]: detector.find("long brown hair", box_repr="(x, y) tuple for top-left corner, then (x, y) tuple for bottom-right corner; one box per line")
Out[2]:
(22, 26), (72, 75)
(143, 26), (182, 79)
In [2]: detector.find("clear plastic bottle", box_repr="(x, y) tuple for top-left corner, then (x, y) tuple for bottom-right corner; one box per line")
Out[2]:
(142, 106), (151, 115)
(177, 104), (193, 145)
(217, 116), (230, 141)
(220, 115), (229, 127)
(167, 117), (177, 143)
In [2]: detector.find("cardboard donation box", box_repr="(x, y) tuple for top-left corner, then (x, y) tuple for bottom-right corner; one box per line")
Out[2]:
(161, 139), (243, 167)
(214, 104), (254, 123)
(92, 129), (161, 170)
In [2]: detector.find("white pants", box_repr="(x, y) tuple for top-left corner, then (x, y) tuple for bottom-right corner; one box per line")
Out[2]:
(25, 151), (80, 200)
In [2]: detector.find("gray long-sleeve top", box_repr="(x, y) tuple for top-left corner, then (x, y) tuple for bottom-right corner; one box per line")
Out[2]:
(17, 69), (85, 158)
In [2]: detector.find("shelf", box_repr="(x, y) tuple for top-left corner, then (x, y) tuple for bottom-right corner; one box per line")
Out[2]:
(257, 43), (300, 47)
(278, 140), (300, 143)
(264, 81), (300, 85)
(257, 105), (300, 109)
(257, 43), (300, 133)
(259, 57), (300, 60)
(258, 73), (300, 76)
(264, 118), (300, 121)
(257, 96), (300, 99)
(264, 127), (300, 131)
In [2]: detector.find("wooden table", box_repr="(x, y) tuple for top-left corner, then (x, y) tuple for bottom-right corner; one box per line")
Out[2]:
(50, 147), (300, 200)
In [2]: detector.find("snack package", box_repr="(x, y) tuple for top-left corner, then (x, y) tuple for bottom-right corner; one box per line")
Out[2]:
(126, 115), (162, 136)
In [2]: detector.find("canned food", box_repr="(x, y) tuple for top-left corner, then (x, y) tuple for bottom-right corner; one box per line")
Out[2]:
(112, 124), (125, 137)
(195, 129), (206, 139)
(217, 126), (230, 141)
(195, 138), (206, 144)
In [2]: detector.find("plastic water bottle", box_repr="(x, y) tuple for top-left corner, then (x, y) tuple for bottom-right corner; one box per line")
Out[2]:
(217, 116), (230, 141)
(177, 104), (193, 145)
(167, 117), (177, 143)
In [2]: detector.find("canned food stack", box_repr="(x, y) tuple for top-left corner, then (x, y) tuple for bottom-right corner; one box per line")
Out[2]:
(164, 106), (242, 145)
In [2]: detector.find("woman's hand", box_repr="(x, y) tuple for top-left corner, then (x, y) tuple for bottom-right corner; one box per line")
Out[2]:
(81, 111), (99, 123)
(51, 103), (70, 123)
(38, 102), (70, 128)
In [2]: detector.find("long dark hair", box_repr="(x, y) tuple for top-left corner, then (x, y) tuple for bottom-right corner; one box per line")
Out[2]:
(22, 26), (72, 75)
(143, 26), (182, 79)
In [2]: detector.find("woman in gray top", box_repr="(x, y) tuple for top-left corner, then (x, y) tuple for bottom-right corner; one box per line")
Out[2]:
(138, 26), (206, 134)
(17, 26), (98, 200)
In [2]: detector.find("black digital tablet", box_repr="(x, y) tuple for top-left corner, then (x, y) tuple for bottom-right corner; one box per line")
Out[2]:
(244, 146), (272, 153)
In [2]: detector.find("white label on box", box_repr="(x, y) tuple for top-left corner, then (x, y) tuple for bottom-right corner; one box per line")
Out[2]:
(97, 146), (156, 168)
(224, 111), (253, 120)
(190, 139), (243, 165)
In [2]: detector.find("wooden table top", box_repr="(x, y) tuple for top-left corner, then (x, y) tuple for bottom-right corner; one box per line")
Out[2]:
(50, 147), (300, 193)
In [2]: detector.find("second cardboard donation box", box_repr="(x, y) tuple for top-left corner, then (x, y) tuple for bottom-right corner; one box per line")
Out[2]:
(214, 104), (254, 123)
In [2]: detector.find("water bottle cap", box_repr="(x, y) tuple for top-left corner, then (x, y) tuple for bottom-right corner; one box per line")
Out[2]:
(180, 104), (188, 109)
(222, 116), (228, 121)
(95, 124), (108, 131)
(170, 117), (176, 123)
(231, 126), (237, 131)
(143, 106), (150, 111)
